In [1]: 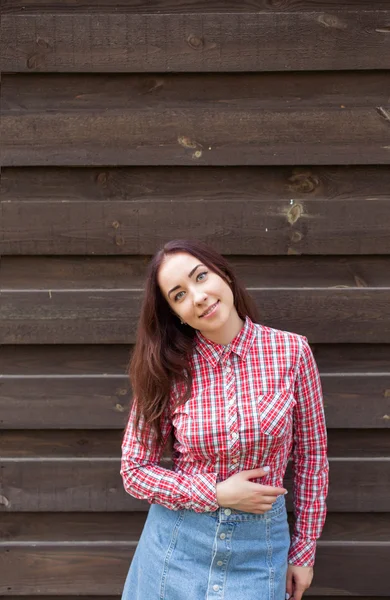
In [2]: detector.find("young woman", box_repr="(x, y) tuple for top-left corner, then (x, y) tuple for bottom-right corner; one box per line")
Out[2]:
(120, 239), (329, 600)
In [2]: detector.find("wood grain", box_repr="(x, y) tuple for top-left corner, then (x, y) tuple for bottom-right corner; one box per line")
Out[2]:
(0, 458), (389, 512)
(2, 165), (390, 254)
(2, 73), (390, 166)
(2, 511), (390, 542)
(1, 337), (390, 373)
(2, 11), (390, 72)
(0, 541), (388, 595)
(1, 255), (390, 287)
(1, 288), (390, 344)
(3, 0), (390, 13)
(1, 429), (389, 459)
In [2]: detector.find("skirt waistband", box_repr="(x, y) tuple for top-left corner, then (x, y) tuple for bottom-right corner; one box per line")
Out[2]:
(207, 491), (286, 522)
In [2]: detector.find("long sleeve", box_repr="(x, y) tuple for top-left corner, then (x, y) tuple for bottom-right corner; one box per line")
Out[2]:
(288, 336), (329, 567)
(120, 397), (220, 513)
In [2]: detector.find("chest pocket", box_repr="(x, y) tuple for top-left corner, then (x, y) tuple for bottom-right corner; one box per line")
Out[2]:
(258, 389), (296, 438)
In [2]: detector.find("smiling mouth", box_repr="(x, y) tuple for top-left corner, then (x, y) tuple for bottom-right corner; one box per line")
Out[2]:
(200, 300), (220, 318)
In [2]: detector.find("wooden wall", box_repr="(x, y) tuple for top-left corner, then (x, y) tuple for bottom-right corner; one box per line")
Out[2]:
(1, 1), (390, 597)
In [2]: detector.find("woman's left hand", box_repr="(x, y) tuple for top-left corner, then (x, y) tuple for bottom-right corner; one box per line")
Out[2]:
(286, 564), (313, 600)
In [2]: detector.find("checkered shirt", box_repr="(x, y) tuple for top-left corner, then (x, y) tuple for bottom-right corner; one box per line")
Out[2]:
(121, 315), (329, 566)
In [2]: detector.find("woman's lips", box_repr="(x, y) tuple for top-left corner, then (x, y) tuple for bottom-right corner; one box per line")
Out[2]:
(200, 300), (220, 318)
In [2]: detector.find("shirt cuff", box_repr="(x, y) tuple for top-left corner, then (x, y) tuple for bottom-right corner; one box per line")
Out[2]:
(288, 536), (317, 567)
(191, 472), (220, 513)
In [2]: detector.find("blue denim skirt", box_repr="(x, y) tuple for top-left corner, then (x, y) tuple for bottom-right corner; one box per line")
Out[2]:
(121, 493), (289, 600)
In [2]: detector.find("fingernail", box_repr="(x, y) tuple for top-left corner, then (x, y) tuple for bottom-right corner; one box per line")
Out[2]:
(263, 466), (270, 472)
(286, 594), (290, 600)
(284, 490), (288, 495)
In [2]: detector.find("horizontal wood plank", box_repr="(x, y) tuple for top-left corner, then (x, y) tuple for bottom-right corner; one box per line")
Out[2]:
(2, 108), (389, 167)
(0, 377), (131, 429)
(3, 72), (390, 109)
(2, 511), (390, 543)
(0, 542), (388, 595)
(1, 371), (389, 429)
(2, 11), (390, 72)
(2, 73), (390, 166)
(1, 430), (389, 458)
(2, 165), (390, 254)
(3, 0), (389, 13)
(2, 255), (390, 287)
(1, 341), (390, 374)
(1, 288), (390, 344)
(0, 344), (129, 374)
(0, 458), (389, 512)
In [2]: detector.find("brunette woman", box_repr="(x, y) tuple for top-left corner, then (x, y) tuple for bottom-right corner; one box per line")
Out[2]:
(120, 239), (328, 600)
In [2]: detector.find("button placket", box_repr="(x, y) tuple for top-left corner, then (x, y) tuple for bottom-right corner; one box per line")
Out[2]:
(207, 518), (234, 598)
(223, 356), (240, 464)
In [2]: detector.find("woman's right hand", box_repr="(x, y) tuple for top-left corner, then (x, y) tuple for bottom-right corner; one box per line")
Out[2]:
(215, 467), (287, 514)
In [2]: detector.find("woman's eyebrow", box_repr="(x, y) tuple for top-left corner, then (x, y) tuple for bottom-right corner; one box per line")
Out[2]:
(167, 264), (204, 298)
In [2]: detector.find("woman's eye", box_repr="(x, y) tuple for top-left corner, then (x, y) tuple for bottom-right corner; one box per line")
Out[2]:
(197, 271), (208, 281)
(174, 272), (208, 301)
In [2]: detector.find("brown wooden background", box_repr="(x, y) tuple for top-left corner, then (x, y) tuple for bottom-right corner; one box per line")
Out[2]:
(1, 1), (390, 597)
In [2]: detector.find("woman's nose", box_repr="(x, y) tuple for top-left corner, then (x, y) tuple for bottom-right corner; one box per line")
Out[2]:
(193, 291), (208, 304)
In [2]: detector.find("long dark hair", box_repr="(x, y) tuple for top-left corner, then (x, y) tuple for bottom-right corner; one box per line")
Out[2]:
(128, 239), (259, 449)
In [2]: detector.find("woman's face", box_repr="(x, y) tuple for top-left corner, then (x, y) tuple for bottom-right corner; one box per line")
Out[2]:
(157, 252), (236, 333)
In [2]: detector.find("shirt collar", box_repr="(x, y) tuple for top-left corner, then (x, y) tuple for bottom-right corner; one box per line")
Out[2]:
(194, 315), (257, 368)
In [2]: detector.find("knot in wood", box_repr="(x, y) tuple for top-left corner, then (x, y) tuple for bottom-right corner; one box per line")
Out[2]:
(178, 136), (198, 149)
(287, 203), (303, 225)
(0, 495), (10, 508)
(291, 230), (303, 243)
(318, 14), (347, 30)
(187, 34), (204, 50)
(36, 37), (50, 48)
(97, 172), (108, 186)
(288, 172), (319, 194)
(27, 54), (41, 69)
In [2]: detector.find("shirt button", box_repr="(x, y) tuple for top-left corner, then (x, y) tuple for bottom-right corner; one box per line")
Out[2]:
(231, 432), (238, 440)
(224, 508), (232, 516)
(232, 458), (239, 464)
(213, 585), (220, 591)
(217, 560), (223, 566)
(220, 533), (226, 539)
(228, 397), (235, 405)
(225, 367), (231, 373)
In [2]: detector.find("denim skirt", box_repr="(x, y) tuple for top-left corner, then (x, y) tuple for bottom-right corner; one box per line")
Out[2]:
(121, 493), (290, 600)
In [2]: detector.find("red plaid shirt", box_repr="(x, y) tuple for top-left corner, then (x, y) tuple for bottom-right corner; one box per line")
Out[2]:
(121, 316), (329, 566)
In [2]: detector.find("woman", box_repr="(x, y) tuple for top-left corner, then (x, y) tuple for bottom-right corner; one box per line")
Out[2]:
(120, 239), (329, 600)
